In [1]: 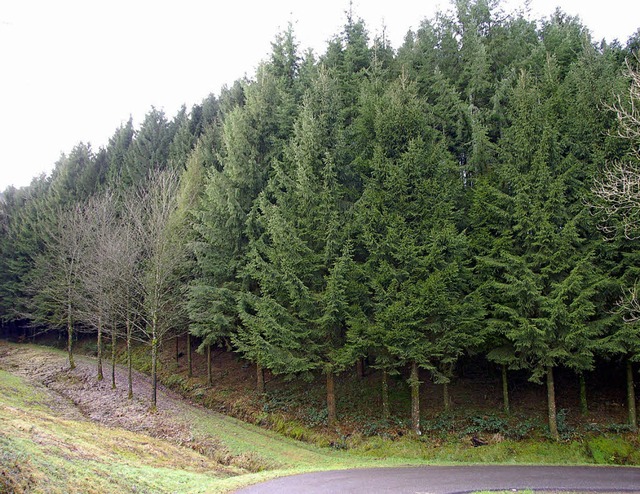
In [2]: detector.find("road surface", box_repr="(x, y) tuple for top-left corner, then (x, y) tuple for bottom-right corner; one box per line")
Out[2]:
(234, 465), (640, 493)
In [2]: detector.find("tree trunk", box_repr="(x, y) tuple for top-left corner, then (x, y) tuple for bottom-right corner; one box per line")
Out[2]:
(67, 310), (75, 370)
(382, 368), (390, 419)
(410, 361), (421, 435)
(126, 317), (133, 400)
(547, 366), (559, 441)
(207, 344), (212, 386)
(356, 358), (364, 379)
(111, 327), (117, 389)
(257, 362), (265, 394)
(175, 335), (179, 363)
(627, 359), (637, 432)
(97, 317), (104, 381)
(151, 331), (158, 410)
(502, 364), (510, 415)
(327, 371), (337, 426)
(579, 373), (588, 416)
(187, 333), (192, 378)
(443, 382), (450, 412)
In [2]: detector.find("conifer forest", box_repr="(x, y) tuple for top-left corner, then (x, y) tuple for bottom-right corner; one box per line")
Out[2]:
(2, 0), (640, 441)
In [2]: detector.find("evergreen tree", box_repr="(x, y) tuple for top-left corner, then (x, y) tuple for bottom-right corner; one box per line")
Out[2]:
(1, 176), (54, 326)
(237, 68), (352, 422)
(50, 143), (103, 204)
(123, 107), (174, 186)
(487, 67), (606, 439)
(593, 59), (640, 430)
(189, 45), (301, 388)
(105, 117), (135, 187)
(350, 76), (478, 430)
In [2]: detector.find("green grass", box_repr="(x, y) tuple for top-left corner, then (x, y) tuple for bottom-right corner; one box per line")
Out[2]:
(0, 348), (395, 493)
(0, 369), (242, 493)
(3, 343), (640, 493)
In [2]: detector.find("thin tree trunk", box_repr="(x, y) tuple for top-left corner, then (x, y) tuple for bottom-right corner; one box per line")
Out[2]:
(67, 308), (75, 370)
(579, 373), (588, 416)
(97, 317), (104, 381)
(111, 327), (117, 389)
(175, 335), (179, 363)
(187, 332), (192, 378)
(327, 371), (337, 426)
(257, 362), (265, 394)
(382, 368), (390, 419)
(547, 366), (559, 441)
(627, 359), (637, 432)
(356, 358), (364, 379)
(207, 344), (212, 386)
(126, 317), (133, 400)
(410, 361), (421, 435)
(151, 315), (158, 410)
(443, 382), (450, 412)
(502, 364), (510, 415)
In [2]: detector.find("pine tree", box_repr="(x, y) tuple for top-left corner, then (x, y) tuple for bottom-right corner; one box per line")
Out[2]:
(592, 59), (640, 431)
(105, 118), (134, 187)
(123, 107), (175, 186)
(189, 48), (301, 388)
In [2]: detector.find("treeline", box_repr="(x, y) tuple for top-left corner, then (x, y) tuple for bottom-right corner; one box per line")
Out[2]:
(1, 0), (640, 440)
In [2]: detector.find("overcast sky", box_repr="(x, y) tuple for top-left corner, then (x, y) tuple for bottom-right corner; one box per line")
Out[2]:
(1, 0), (639, 191)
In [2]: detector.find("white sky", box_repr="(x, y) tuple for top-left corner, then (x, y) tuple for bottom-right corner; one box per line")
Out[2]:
(1, 0), (639, 191)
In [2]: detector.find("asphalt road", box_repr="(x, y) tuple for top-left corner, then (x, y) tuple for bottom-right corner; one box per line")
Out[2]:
(234, 465), (640, 493)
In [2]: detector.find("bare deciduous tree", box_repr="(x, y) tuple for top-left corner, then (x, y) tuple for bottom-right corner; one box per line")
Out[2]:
(126, 169), (187, 409)
(26, 203), (89, 369)
(79, 190), (140, 388)
(78, 192), (117, 381)
(593, 58), (640, 240)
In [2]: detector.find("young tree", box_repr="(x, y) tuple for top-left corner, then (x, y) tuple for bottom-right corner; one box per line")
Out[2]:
(79, 190), (137, 388)
(126, 169), (187, 409)
(26, 202), (91, 369)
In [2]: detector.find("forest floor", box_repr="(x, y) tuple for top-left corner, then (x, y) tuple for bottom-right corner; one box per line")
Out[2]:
(147, 334), (633, 445)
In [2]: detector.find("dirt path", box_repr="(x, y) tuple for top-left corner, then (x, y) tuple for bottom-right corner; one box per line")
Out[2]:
(0, 342), (194, 444)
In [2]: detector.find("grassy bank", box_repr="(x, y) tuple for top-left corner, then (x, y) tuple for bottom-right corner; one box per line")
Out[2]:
(0, 343), (404, 493)
(2, 342), (639, 493)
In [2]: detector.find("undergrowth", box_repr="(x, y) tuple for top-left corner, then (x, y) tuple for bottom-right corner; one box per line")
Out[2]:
(115, 338), (640, 468)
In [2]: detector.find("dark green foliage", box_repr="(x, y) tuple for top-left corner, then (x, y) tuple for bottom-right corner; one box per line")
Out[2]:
(1, 1), (637, 432)
(122, 107), (176, 186)
(235, 67), (351, 378)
